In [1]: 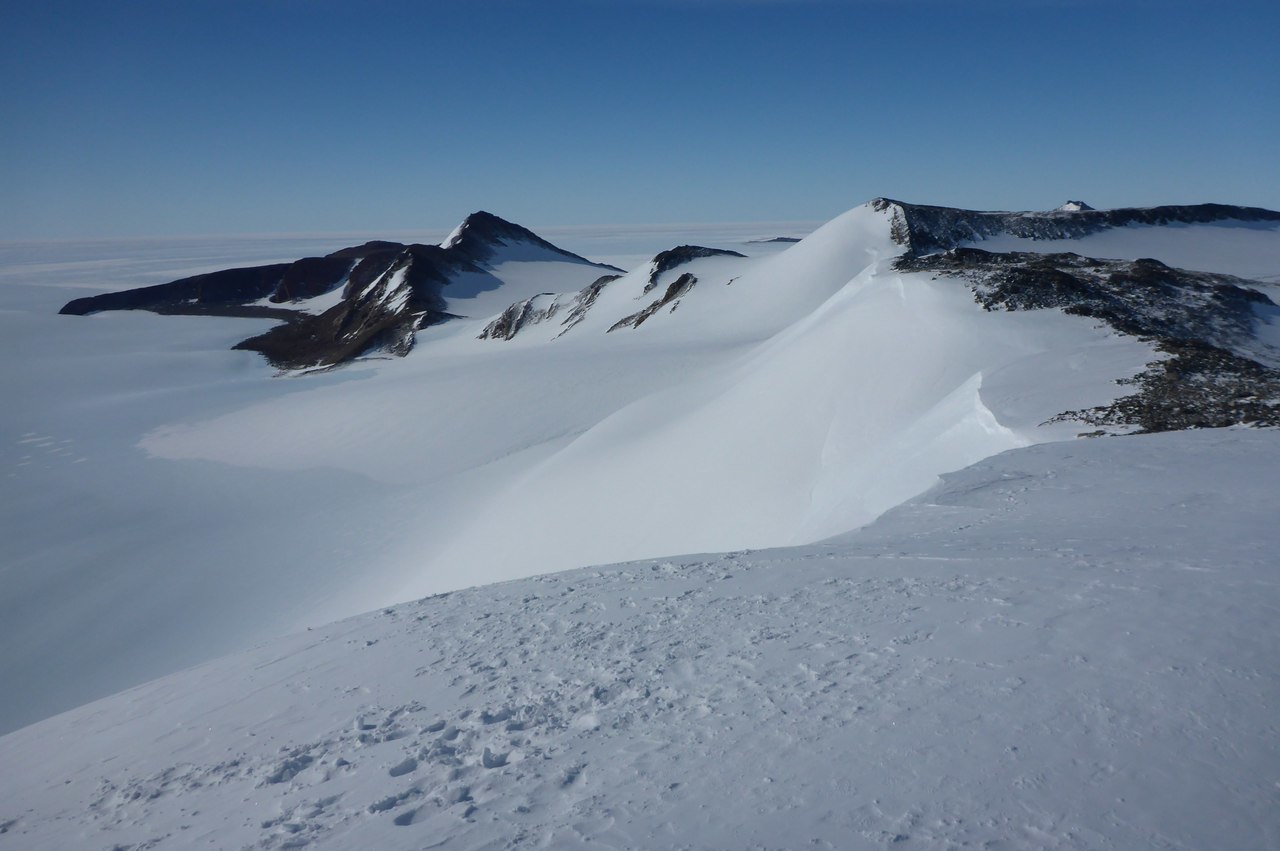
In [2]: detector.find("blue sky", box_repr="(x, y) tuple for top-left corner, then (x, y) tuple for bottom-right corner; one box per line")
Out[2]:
(3, 0), (1277, 238)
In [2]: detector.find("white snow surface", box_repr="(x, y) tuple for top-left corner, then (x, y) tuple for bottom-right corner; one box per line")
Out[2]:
(2, 428), (1277, 850)
(1, 201), (1276, 750)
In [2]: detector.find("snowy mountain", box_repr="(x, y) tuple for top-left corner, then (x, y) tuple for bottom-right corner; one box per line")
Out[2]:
(2, 197), (1279, 848)
(59, 212), (621, 370)
(59, 200), (1280, 383)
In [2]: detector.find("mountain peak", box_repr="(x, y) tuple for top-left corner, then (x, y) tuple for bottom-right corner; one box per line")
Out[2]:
(440, 210), (538, 250)
(1055, 200), (1095, 212)
(439, 210), (614, 271)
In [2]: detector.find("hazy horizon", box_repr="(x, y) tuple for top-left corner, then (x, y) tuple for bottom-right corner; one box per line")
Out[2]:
(4, 0), (1278, 239)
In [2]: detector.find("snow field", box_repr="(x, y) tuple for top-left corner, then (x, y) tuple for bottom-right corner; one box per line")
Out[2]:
(1, 429), (1276, 850)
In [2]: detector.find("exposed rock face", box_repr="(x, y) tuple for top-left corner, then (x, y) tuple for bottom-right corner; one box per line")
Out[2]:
(234, 245), (459, 369)
(1049, 341), (1280, 432)
(442, 211), (621, 271)
(897, 248), (1280, 431)
(60, 263), (296, 319)
(610, 273), (698, 332)
(872, 197), (1280, 256)
(643, 246), (744, 294)
(60, 213), (618, 371)
(479, 244), (745, 342)
(478, 275), (621, 341)
(897, 248), (1275, 355)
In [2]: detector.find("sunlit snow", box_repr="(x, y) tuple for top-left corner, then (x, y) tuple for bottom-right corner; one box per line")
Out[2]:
(1, 203), (1277, 849)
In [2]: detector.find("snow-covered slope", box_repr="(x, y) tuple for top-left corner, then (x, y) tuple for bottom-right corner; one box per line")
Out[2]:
(3, 198), (1278, 742)
(3, 428), (1277, 850)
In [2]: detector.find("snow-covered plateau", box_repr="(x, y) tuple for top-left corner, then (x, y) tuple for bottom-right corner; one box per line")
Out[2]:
(1, 200), (1278, 849)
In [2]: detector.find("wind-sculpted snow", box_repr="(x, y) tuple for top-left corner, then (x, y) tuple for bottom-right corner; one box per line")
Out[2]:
(2, 430), (1277, 850)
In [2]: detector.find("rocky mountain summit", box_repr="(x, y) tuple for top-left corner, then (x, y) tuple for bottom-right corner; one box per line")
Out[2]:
(897, 248), (1280, 430)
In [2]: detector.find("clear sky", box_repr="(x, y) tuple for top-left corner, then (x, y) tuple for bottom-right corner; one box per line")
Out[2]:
(3, 0), (1277, 239)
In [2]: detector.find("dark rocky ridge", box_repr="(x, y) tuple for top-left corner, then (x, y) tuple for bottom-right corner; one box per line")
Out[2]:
(234, 244), (461, 369)
(896, 248), (1275, 354)
(873, 197), (1280, 256)
(1048, 341), (1280, 433)
(644, 246), (744, 294)
(478, 275), (621, 341)
(479, 245), (746, 341)
(897, 248), (1280, 431)
(60, 212), (618, 371)
(61, 263), (295, 316)
(443, 211), (622, 272)
(611, 273), (698, 332)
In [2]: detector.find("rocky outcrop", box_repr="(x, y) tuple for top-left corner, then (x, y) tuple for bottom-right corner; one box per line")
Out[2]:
(60, 213), (617, 371)
(60, 263), (295, 317)
(1048, 341), (1280, 432)
(872, 197), (1280, 256)
(234, 245), (458, 370)
(897, 247), (1280, 431)
(643, 246), (744, 294)
(480, 244), (747, 342)
(443, 211), (622, 271)
(610, 273), (698, 332)
(897, 248), (1275, 356)
(478, 275), (621, 341)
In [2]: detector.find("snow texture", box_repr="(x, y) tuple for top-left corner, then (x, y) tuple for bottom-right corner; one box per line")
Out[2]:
(1, 429), (1277, 850)
(3, 200), (1279, 848)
